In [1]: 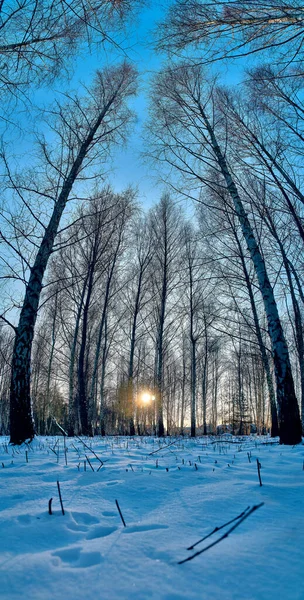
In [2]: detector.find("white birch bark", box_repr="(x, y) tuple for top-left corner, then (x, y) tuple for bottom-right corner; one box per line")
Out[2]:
(200, 107), (301, 444)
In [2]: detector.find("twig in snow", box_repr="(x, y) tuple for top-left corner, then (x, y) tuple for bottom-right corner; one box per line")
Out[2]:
(75, 435), (103, 466)
(115, 499), (126, 527)
(148, 441), (177, 455)
(187, 507), (250, 550)
(256, 459), (262, 486)
(85, 455), (95, 471)
(72, 443), (81, 457)
(48, 498), (53, 515)
(63, 436), (68, 466)
(179, 503), (264, 564)
(49, 446), (58, 456)
(57, 481), (65, 515)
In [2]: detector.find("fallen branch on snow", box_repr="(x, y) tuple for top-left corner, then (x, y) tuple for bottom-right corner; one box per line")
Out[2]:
(187, 506), (250, 550)
(179, 503), (264, 564)
(148, 441), (177, 455)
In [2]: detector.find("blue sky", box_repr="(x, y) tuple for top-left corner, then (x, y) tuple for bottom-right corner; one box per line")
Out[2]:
(71, 2), (168, 209)
(8, 1), (251, 212)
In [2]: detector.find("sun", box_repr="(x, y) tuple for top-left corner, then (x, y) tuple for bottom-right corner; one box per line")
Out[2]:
(141, 392), (151, 404)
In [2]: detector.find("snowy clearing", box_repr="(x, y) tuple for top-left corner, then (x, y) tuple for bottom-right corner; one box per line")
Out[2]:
(0, 436), (303, 600)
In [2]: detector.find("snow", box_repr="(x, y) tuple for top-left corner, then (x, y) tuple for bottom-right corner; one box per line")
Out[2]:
(0, 436), (303, 600)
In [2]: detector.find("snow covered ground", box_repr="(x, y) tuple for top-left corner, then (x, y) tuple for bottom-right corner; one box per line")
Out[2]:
(0, 435), (303, 600)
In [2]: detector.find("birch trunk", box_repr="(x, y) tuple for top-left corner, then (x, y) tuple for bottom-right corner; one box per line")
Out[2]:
(68, 274), (90, 435)
(99, 315), (108, 436)
(190, 339), (196, 437)
(127, 269), (143, 436)
(155, 270), (166, 437)
(201, 107), (301, 445)
(232, 225), (279, 436)
(260, 206), (304, 435)
(77, 265), (95, 436)
(180, 342), (186, 433)
(202, 317), (208, 435)
(89, 229), (123, 422)
(189, 264), (196, 438)
(44, 294), (58, 433)
(9, 86), (122, 444)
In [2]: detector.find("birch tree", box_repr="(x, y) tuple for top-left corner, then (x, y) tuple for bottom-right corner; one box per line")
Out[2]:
(4, 62), (137, 444)
(148, 64), (302, 444)
(217, 85), (304, 246)
(121, 216), (153, 434)
(149, 193), (182, 436)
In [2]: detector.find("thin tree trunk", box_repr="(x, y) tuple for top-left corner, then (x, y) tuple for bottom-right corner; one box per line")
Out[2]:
(261, 207), (304, 435)
(232, 224), (279, 436)
(44, 293), (58, 434)
(180, 342), (186, 434)
(200, 106), (301, 444)
(156, 265), (167, 437)
(99, 314), (108, 436)
(68, 275), (89, 436)
(89, 236), (122, 416)
(202, 318), (208, 435)
(9, 93), (119, 444)
(77, 264), (95, 436)
(127, 270), (143, 436)
(188, 240), (196, 438)
(190, 338), (196, 437)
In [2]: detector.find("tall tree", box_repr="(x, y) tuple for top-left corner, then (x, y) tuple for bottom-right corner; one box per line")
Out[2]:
(6, 62), (137, 443)
(219, 207), (279, 436)
(123, 216), (153, 435)
(148, 64), (302, 444)
(90, 193), (133, 435)
(182, 222), (208, 437)
(149, 193), (182, 436)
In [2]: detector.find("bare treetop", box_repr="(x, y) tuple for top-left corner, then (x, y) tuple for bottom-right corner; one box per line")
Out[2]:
(157, 1), (304, 66)
(0, 0), (142, 95)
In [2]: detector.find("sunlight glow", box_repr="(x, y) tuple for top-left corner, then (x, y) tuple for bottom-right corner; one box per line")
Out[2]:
(141, 392), (152, 404)
(140, 392), (156, 405)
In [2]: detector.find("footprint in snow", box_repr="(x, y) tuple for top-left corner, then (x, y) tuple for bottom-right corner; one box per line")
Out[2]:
(65, 512), (99, 533)
(85, 525), (117, 540)
(105, 480), (121, 487)
(143, 547), (176, 563)
(52, 546), (102, 568)
(70, 512), (99, 525)
(16, 515), (32, 525)
(102, 510), (117, 517)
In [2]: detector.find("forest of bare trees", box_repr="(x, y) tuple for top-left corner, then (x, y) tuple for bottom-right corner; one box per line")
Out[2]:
(1, 0), (304, 444)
